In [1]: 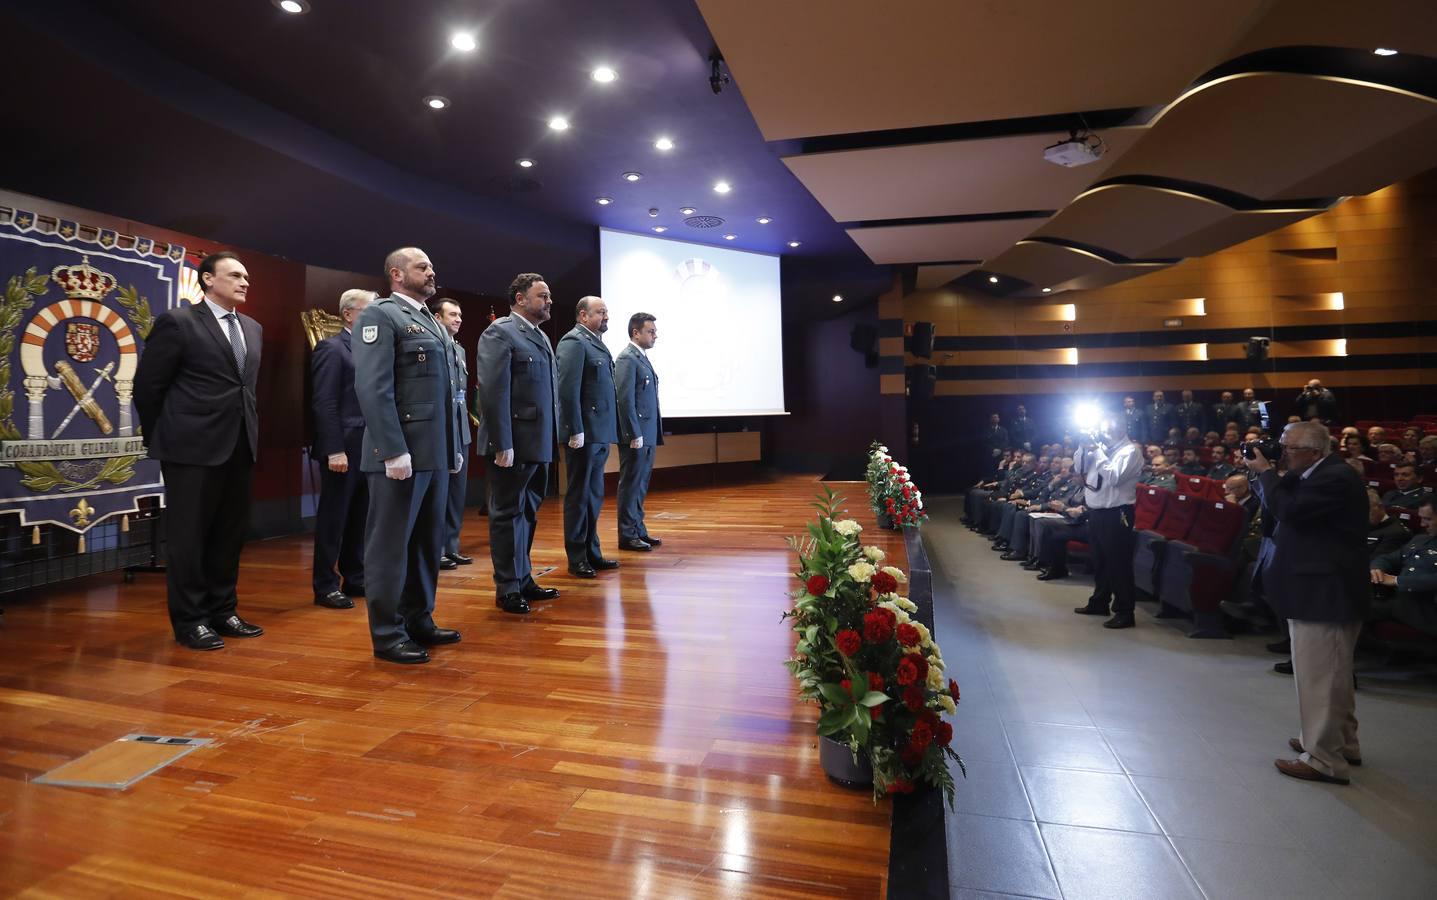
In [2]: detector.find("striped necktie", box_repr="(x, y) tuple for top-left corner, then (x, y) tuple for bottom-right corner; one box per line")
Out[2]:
(222, 313), (245, 372)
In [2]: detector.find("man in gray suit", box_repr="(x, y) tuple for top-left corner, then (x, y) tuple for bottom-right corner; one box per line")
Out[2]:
(352, 247), (464, 664)
(557, 296), (620, 578)
(432, 297), (474, 570)
(476, 273), (562, 614)
(615, 312), (663, 551)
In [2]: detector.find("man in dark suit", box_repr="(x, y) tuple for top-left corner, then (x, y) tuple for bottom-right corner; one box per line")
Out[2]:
(1174, 390), (1206, 434)
(1239, 388), (1264, 430)
(310, 288), (374, 610)
(615, 312), (664, 551)
(476, 273), (562, 614)
(431, 298), (474, 570)
(1250, 420), (1369, 785)
(133, 251), (263, 650)
(983, 414), (1008, 460)
(352, 248), (464, 664)
(557, 296), (620, 578)
(1008, 405), (1034, 451)
(1144, 391), (1175, 446)
(1212, 391), (1241, 431)
(1120, 396), (1144, 443)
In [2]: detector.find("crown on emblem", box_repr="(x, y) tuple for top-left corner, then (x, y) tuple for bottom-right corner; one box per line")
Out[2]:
(51, 256), (118, 301)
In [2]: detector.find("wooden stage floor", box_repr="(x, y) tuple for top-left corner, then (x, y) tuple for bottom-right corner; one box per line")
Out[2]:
(0, 475), (900, 898)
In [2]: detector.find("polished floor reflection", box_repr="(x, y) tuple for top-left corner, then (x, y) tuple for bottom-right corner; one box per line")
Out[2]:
(925, 498), (1437, 900)
(0, 477), (895, 897)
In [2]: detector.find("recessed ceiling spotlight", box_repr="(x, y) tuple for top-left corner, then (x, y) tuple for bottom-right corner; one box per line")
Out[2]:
(723, 234), (737, 240)
(756, 216), (771, 225)
(713, 180), (732, 194)
(424, 95), (450, 110)
(450, 31), (477, 52)
(832, 294), (844, 303)
(592, 65), (618, 83)
(622, 171), (642, 182)
(988, 275), (1000, 284)
(653, 226), (668, 233)
(654, 136), (675, 151)
(1042, 287), (1052, 293)
(595, 196), (613, 205)
(548, 116), (570, 132)
(648, 208), (660, 218)
(1374, 47), (1398, 56)
(787, 241), (801, 248)
(516, 158), (535, 168)
(679, 206), (696, 216)
(274, 0), (309, 13)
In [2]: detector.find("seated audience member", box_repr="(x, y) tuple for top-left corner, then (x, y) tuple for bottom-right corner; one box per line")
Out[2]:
(1344, 457), (1368, 479)
(1208, 453), (1237, 480)
(1166, 426), (1184, 446)
(1225, 474), (1260, 518)
(1141, 455), (1177, 490)
(1286, 415), (1303, 426)
(1143, 443), (1162, 465)
(1383, 463), (1425, 508)
(1176, 447), (1208, 477)
(1370, 498), (1437, 637)
(963, 451), (1015, 526)
(1367, 425), (1387, 448)
(1033, 488), (1089, 580)
(1367, 489), (1414, 557)
(1419, 435), (1437, 475)
(1222, 429), (1242, 453)
(980, 452), (1042, 536)
(1182, 426), (1203, 448)
(1012, 465), (1084, 568)
(1204, 431), (1222, 448)
(1401, 427), (1422, 452)
(1342, 434), (1373, 462)
(1377, 443), (1404, 468)
(996, 457), (1068, 558)
(1340, 426), (1360, 441)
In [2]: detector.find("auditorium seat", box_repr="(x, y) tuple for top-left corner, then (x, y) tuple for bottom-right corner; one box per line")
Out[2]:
(1368, 477), (1396, 496)
(1155, 499), (1250, 638)
(1389, 507), (1421, 533)
(1134, 491), (1201, 600)
(1177, 475), (1207, 497)
(1134, 486), (1169, 532)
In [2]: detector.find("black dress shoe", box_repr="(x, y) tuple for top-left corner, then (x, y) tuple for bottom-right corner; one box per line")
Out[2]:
(1021, 560), (1041, 570)
(521, 583), (560, 601)
(315, 590), (354, 610)
(1074, 604), (1109, 616)
(568, 563), (597, 579)
(619, 538), (652, 552)
(212, 615), (263, 638)
(496, 592), (531, 614)
(342, 583), (366, 598)
(448, 552), (474, 565)
(375, 641), (430, 664)
(1266, 638), (1291, 655)
(1103, 614), (1136, 629)
(990, 542), (1008, 552)
(411, 627), (462, 646)
(589, 557), (620, 570)
(1000, 551), (1024, 561)
(1037, 567), (1068, 581)
(1274, 659), (1293, 675)
(640, 535), (661, 547)
(177, 624), (224, 651)
(439, 557), (459, 570)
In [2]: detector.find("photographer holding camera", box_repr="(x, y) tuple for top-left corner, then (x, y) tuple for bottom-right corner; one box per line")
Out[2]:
(1249, 420), (1368, 785)
(1072, 411), (1144, 629)
(1294, 379), (1338, 424)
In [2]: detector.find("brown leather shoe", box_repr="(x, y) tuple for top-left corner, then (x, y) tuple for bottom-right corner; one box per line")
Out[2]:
(1288, 738), (1361, 766)
(1274, 757), (1349, 785)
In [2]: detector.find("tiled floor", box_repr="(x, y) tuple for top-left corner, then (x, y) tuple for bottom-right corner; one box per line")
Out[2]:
(925, 498), (1437, 900)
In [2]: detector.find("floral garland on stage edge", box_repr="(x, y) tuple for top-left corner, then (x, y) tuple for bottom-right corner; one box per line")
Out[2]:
(866, 442), (926, 527)
(784, 487), (963, 804)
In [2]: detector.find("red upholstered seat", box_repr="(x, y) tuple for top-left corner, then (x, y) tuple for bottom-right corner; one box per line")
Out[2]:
(1182, 500), (1247, 555)
(1158, 499), (1254, 639)
(1134, 486), (1168, 532)
(1133, 492), (1201, 599)
(1177, 475), (1206, 498)
(1155, 493), (1201, 541)
(1371, 621), (1434, 643)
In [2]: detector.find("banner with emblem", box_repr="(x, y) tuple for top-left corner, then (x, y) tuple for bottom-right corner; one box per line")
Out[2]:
(0, 208), (198, 533)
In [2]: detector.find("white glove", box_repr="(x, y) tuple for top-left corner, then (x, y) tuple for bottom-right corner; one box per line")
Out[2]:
(327, 452), (348, 473)
(451, 451), (463, 474)
(630, 436), (643, 449)
(384, 453), (413, 480)
(568, 432), (585, 450)
(495, 448), (515, 468)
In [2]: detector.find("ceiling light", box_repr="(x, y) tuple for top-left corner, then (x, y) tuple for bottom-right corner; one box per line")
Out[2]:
(424, 95), (450, 110)
(548, 116), (570, 132)
(655, 137), (675, 151)
(723, 234), (737, 241)
(595, 197), (613, 205)
(274, 0), (309, 13)
(622, 171), (642, 182)
(713, 180), (731, 194)
(653, 226), (667, 233)
(592, 66), (617, 83)
(516, 158), (535, 168)
(832, 294), (844, 303)
(679, 207), (696, 216)
(1042, 287), (1052, 293)
(648, 208), (659, 217)
(450, 32), (477, 52)
(1374, 47), (1398, 56)
(756, 216), (771, 225)
(787, 241), (801, 248)
(988, 275), (999, 284)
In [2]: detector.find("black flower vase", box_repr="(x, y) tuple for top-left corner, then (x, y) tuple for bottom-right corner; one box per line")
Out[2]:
(876, 510), (894, 530)
(819, 735), (873, 788)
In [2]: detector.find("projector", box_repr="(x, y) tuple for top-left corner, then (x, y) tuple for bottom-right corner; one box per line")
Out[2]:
(1043, 137), (1104, 167)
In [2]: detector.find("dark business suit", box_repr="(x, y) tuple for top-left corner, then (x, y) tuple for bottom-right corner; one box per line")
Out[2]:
(1174, 401), (1206, 434)
(476, 314), (559, 595)
(556, 325), (617, 566)
(1254, 452), (1369, 779)
(443, 342), (473, 556)
(352, 295), (461, 651)
(310, 329), (367, 597)
(1144, 402), (1175, 444)
(133, 299), (260, 636)
(615, 343), (663, 543)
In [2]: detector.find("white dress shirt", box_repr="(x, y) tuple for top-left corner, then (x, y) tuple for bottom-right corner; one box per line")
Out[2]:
(202, 297), (246, 355)
(1075, 438), (1143, 508)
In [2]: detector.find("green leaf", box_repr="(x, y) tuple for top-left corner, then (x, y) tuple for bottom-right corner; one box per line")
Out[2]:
(816, 707), (849, 736)
(817, 682), (851, 708)
(859, 691), (889, 708)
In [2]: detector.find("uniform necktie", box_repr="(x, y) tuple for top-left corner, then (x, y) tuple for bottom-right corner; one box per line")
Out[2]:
(223, 312), (245, 372)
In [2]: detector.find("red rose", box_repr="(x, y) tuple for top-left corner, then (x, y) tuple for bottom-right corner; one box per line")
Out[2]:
(903, 484), (912, 496)
(867, 672), (885, 691)
(840, 678), (851, 694)
(872, 571), (898, 594)
(899, 745), (924, 767)
(869, 703), (882, 720)
(862, 609), (895, 644)
(886, 778), (915, 794)
(949, 679), (960, 703)
(936, 721), (953, 747)
(896, 655), (921, 685)
(835, 629), (862, 657)
(911, 720), (934, 752)
(902, 686), (924, 711)
(897, 623), (921, 647)
(805, 574), (830, 596)
(919, 709), (938, 727)
(908, 653), (929, 682)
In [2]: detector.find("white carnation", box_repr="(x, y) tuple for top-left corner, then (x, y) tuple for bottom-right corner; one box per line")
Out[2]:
(831, 519), (863, 537)
(881, 566), (907, 584)
(878, 600), (911, 623)
(927, 665), (946, 689)
(939, 694), (957, 715)
(846, 561), (876, 582)
(877, 445), (889, 453)
(895, 596), (917, 614)
(862, 546), (886, 563)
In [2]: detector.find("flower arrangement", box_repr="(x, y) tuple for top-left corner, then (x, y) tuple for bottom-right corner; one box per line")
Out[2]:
(866, 443), (927, 528)
(785, 487), (963, 803)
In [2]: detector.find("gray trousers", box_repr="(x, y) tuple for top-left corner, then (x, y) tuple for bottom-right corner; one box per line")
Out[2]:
(1290, 618), (1361, 779)
(617, 443), (656, 541)
(564, 442), (609, 564)
(486, 460), (548, 595)
(443, 449), (468, 556)
(364, 469), (447, 650)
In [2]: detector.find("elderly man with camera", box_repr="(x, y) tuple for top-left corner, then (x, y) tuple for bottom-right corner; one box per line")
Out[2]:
(1249, 420), (1369, 785)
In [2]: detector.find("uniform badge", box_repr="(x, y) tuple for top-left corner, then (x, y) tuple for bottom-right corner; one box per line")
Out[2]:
(361, 325), (378, 344)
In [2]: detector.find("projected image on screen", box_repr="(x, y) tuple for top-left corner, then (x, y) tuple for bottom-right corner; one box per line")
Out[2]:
(600, 228), (787, 417)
